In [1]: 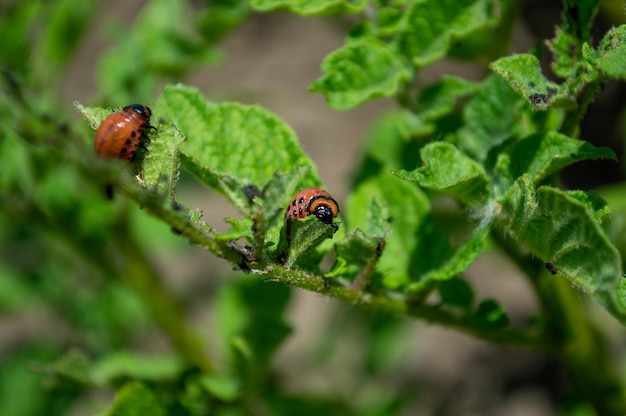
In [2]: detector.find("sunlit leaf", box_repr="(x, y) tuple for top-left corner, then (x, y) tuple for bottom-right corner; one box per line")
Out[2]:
(309, 38), (411, 110)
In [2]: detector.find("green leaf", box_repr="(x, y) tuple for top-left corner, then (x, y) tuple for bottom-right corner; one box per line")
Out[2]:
(470, 299), (509, 328)
(490, 54), (561, 110)
(98, 0), (220, 103)
(547, 27), (579, 78)
(198, 374), (242, 402)
(415, 75), (478, 122)
(395, 0), (496, 68)
(407, 222), (490, 293)
(260, 168), (312, 245)
(438, 278), (474, 310)
(180, 157), (251, 215)
(282, 215), (339, 270)
(0, 348), (58, 416)
(92, 352), (185, 385)
(566, 190), (611, 223)
(36, 0), (96, 73)
(212, 279), (291, 378)
(0, 266), (33, 310)
(562, 0), (599, 45)
(249, 0), (367, 14)
(39, 348), (92, 389)
(328, 227), (385, 282)
(613, 278), (626, 319)
(141, 122), (185, 196)
(372, 77), (478, 140)
(215, 218), (254, 241)
(309, 38), (411, 110)
(395, 142), (491, 206)
(106, 382), (166, 416)
(196, 0), (251, 43)
(0, 2), (39, 73)
(495, 132), (616, 192)
(346, 170), (435, 290)
(498, 176), (623, 321)
(361, 110), (425, 171)
(157, 84), (321, 198)
(458, 74), (525, 161)
(362, 315), (411, 376)
(328, 197), (389, 284)
(375, 7), (405, 37)
(595, 25), (626, 79)
(74, 101), (120, 132)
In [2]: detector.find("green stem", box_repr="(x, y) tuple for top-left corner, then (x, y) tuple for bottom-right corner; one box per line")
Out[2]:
(119, 235), (213, 373)
(540, 274), (626, 415)
(264, 264), (551, 350)
(108, 168), (550, 351)
(560, 78), (603, 137)
(493, 229), (626, 414)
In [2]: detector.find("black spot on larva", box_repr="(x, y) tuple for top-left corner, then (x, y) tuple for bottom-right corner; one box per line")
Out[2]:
(131, 131), (137, 138)
(104, 184), (114, 200)
(125, 139), (132, 145)
(121, 148), (127, 153)
(292, 199), (297, 206)
(298, 207), (303, 215)
(299, 197), (305, 204)
(292, 209), (297, 217)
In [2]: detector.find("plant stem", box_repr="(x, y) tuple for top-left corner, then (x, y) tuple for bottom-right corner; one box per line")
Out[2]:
(493, 229), (626, 414)
(537, 268), (626, 415)
(264, 264), (551, 350)
(117, 234), (213, 373)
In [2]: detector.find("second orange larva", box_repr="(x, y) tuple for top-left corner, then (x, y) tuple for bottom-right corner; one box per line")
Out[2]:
(285, 187), (340, 225)
(94, 104), (152, 160)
